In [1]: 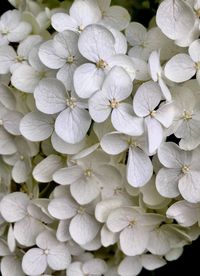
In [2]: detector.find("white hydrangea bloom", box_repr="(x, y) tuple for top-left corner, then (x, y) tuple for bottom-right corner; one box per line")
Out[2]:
(164, 39), (200, 84)
(34, 78), (91, 144)
(133, 81), (175, 154)
(89, 66), (143, 136)
(74, 24), (135, 98)
(51, 0), (101, 33)
(156, 142), (200, 203)
(48, 190), (100, 245)
(100, 131), (153, 188)
(0, 9), (32, 46)
(39, 30), (84, 90)
(22, 230), (71, 275)
(106, 206), (163, 256)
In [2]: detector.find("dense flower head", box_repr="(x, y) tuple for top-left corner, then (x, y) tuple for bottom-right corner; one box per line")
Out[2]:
(0, 0), (200, 275)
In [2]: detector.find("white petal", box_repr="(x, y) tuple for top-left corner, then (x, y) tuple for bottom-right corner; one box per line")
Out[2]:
(157, 142), (189, 168)
(125, 22), (147, 46)
(120, 226), (149, 256)
(12, 159), (30, 183)
(70, 177), (100, 205)
(70, 213), (100, 245)
(101, 6), (130, 31)
(78, 24), (115, 62)
(22, 248), (47, 276)
(164, 54), (196, 83)
(118, 256), (142, 276)
(39, 40), (65, 69)
(155, 102), (175, 128)
(67, 262), (84, 276)
(109, 27), (127, 54)
(179, 172), (200, 203)
(0, 192), (29, 222)
(34, 78), (66, 114)
(51, 131), (86, 154)
(89, 90), (111, 123)
(0, 84), (16, 110)
(83, 258), (107, 275)
(47, 244), (71, 270)
(131, 57), (150, 81)
(156, 168), (180, 198)
(101, 224), (118, 247)
(7, 225), (16, 253)
(70, 0), (101, 27)
(48, 197), (77, 220)
(133, 81), (162, 117)
(53, 165), (83, 185)
(100, 131), (128, 155)
(3, 111), (23, 135)
(156, 0), (195, 40)
(107, 54), (136, 80)
(141, 255), (166, 270)
(57, 63), (77, 90)
(145, 116), (163, 153)
(1, 256), (25, 276)
(127, 147), (153, 187)
(0, 45), (16, 74)
(189, 39), (200, 62)
(107, 207), (139, 233)
(103, 66), (133, 101)
(51, 13), (78, 32)
(7, 21), (32, 42)
(147, 229), (170, 255)
(166, 200), (199, 227)
(56, 220), (71, 242)
(158, 77), (172, 102)
(11, 64), (40, 93)
(33, 155), (63, 183)
(74, 63), (105, 99)
(20, 111), (54, 142)
(14, 216), (45, 246)
(55, 107), (91, 144)
(112, 103), (144, 136)
(0, 128), (17, 155)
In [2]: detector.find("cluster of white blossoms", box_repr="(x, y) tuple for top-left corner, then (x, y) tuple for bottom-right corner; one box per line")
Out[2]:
(1, 0), (200, 275)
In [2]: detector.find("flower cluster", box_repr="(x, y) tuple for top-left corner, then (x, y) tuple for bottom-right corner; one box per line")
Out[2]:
(0, 0), (200, 275)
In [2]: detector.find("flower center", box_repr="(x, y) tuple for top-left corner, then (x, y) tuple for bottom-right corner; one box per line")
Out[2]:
(77, 206), (85, 214)
(96, 59), (107, 69)
(16, 55), (26, 63)
(84, 168), (93, 177)
(20, 155), (24, 161)
(127, 220), (135, 229)
(181, 165), (190, 174)
(78, 25), (84, 32)
(150, 110), (157, 117)
(110, 98), (119, 109)
(66, 97), (76, 109)
(43, 249), (49, 255)
(67, 56), (74, 64)
(182, 110), (192, 120)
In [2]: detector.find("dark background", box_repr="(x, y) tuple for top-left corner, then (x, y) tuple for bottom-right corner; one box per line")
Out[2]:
(1, 0), (200, 275)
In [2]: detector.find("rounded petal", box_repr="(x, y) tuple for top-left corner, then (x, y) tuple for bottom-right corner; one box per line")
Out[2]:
(33, 155), (63, 183)
(178, 172), (200, 203)
(156, 0), (195, 40)
(112, 103), (144, 136)
(53, 165), (83, 185)
(118, 256), (142, 276)
(0, 45), (16, 74)
(20, 111), (54, 142)
(0, 128), (17, 155)
(189, 39), (200, 62)
(22, 248), (47, 276)
(48, 197), (77, 220)
(51, 13), (78, 32)
(100, 132), (128, 155)
(1, 256), (25, 276)
(70, 213), (100, 245)
(101, 6), (130, 31)
(156, 168), (180, 198)
(133, 81), (162, 117)
(11, 65), (40, 93)
(7, 21), (32, 42)
(78, 24), (115, 62)
(34, 78), (66, 114)
(74, 63), (105, 99)
(145, 116), (163, 154)
(47, 244), (71, 270)
(127, 147), (153, 187)
(141, 255), (166, 271)
(55, 107), (91, 144)
(164, 54), (196, 83)
(83, 258), (107, 275)
(0, 192), (29, 222)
